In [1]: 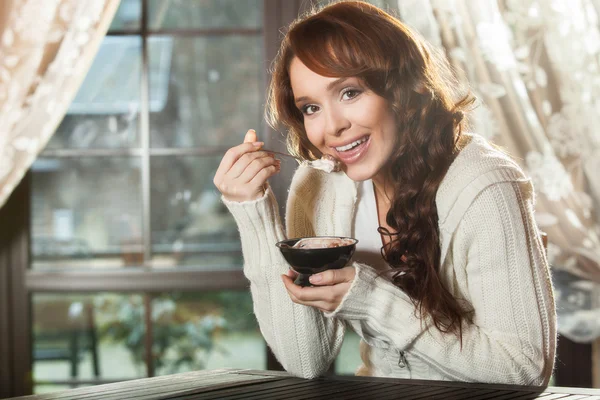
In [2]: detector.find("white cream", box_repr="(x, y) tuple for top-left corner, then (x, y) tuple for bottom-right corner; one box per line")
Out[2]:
(305, 158), (337, 173)
(302, 154), (341, 173)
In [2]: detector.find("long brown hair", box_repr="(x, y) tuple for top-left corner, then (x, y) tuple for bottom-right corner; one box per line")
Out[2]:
(266, 1), (475, 337)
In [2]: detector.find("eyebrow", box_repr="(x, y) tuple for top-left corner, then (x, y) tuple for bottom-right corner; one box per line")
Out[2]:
(294, 77), (351, 105)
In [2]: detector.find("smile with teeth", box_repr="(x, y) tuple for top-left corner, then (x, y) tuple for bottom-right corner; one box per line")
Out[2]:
(335, 136), (369, 152)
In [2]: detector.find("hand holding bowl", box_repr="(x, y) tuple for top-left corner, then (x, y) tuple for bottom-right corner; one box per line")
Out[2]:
(276, 236), (358, 287)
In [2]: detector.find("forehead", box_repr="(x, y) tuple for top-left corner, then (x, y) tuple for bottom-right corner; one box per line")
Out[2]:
(289, 57), (342, 94)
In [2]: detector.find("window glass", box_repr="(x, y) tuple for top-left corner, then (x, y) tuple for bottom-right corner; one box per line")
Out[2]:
(152, 291), (265, 375)
(108, 0), (141, 32)
(148, 0), (263, 30)
(31, 157), (143, 269)
(32, 293), (145, 393)
(149, 36), (263, 148)
(47, 37), (143, 149)
(150, 156), (241, 268)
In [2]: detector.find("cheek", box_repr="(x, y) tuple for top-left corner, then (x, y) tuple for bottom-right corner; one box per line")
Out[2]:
(371, 105), (398, 144)
(351, 103), (381, 128)
(304, 121), (323, 148)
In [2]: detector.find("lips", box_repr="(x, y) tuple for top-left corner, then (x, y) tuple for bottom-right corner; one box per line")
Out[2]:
(332, 135), (371, 165)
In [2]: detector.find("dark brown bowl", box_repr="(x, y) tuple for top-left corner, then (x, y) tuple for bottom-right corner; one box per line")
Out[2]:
(276, 236), (358, 286)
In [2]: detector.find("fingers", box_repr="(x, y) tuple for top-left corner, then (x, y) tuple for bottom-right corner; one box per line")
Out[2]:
(281, 274), (350, 313)
(224, 153), (279, 198)
(286, 268), (299, 279)
(282, 275), (331, 309)
(247, 159), (280, 187)
(214, 140), (264, 183)
(213, 129), (282, 202)
(244, 129), (258, 143)
(309, 266), (355, 285)
(229, 151), (278, 181)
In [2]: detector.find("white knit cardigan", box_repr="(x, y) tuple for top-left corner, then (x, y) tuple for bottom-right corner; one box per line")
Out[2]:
(223, 134), (557, 385)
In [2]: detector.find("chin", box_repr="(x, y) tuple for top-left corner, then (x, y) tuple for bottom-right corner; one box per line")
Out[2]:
(343, 167), (376, 182)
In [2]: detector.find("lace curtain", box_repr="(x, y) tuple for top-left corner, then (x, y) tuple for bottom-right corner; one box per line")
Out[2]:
(0, 0), (120, 209)
(398, 0), (600, 342)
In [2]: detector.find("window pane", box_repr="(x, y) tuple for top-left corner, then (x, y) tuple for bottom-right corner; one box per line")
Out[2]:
(148, 0), (263, 30)
(149, 35), (263, 148)
(150, 156), (241, 269)
(32, 293), (145, 393)
(152, 291), (264, 375)
(46, 37), (142, 149)
(335, 330), (362, 375)
(31, 157), (143, 269)
(108, 0), (141, 32)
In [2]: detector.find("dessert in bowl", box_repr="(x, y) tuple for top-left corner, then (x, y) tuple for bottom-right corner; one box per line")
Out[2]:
(276, 236), (358, 286)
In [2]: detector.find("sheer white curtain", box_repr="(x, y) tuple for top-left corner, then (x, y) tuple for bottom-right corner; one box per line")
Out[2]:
(399, 0), (600, 342)
(0, 0), (120, 209)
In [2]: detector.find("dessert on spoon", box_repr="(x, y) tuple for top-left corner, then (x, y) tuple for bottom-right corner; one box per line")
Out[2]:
(303, 154), (341, 173)
(266, 150), (341, 173)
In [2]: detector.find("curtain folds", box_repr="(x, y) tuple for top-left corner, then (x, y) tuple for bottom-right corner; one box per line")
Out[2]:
(400, 0), (600, 342)
(0, 0), (121, 209)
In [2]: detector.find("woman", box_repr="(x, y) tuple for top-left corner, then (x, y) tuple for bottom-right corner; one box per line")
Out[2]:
(213, 1), (556, 385)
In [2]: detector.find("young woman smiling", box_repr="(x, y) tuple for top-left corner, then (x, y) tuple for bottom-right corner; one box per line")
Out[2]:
(213, 1), (556, 384)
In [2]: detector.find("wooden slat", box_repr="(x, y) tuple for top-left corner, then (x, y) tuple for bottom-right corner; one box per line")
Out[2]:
(441, 387), (499, 400)
(283, 380), (378, 400)
(44, 370), (234, 400)
(15, 369), (222, 399)
(222, 379), (357, 400)
(487, 391), (547, 400)
(339, 383), (419, 400)
(191, 378), (316, 399)
(463, 390), (537, 400)
(9, 369), (600, 400)
(402, 386), (473, 399)
(207, 379), (327, 399)
(180, 378), (315, 400)
(113, 375), (279, 400)
(298, 382), (415, 400)
(11, 370), (262, 400)
(455, 389), (504, 400)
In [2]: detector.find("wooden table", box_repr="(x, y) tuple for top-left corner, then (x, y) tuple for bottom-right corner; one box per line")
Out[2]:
(7, 369), (600, 399)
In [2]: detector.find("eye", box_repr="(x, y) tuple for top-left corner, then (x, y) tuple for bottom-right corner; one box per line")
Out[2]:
(341, 88), (361, 101)
(301, 104), (320, 116)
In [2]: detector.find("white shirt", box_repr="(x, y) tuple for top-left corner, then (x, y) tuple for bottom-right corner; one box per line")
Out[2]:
(352, 179), (389, 271)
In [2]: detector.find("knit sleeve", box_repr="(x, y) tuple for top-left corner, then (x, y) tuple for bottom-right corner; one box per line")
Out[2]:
(326, 181), (557, 385)
(222, 184), (345, 379)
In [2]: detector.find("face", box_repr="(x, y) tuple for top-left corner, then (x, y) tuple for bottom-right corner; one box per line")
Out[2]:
(289, 57), (398, 183)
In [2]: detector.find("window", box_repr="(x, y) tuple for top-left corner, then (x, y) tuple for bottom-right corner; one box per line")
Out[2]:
(29, 0), (266, 393)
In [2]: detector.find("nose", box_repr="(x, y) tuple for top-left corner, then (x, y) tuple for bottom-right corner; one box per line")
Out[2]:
(324, 106), (350, 137)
